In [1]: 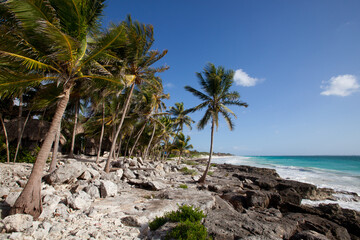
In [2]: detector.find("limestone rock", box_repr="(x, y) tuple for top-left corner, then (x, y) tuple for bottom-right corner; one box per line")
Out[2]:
(38, 194), (61, 219)
(2, 214), (33, 233)
(0, 187), (9, 198)
(67, 191), (91, 210)
(78, 170), (91, 180)
(43, 162), (86, 185)
(100, 180), (117, 198)
(84, 185), (100, 199)
(123, 168), (136, 180)
(5, 192), (21, 207)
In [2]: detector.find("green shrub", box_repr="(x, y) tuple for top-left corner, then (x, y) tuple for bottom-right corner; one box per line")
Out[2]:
(149, 216), (169, 231)
(210, 163), (217, 167)
(148, 205), (207, 231)
(207, 171), (214, 176)
(184, 160), (198, 166)
(180, 167), (197, 176)
(165, 219), (212, 240)
(179, 184), (188, 189)
(166, 205), (205, 223)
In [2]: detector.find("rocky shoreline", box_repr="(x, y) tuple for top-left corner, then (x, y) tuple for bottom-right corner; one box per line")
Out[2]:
(0, 156), (359, 239)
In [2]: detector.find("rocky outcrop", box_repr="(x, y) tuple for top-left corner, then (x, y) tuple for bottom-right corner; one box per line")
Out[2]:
(0, 160), (359, 240)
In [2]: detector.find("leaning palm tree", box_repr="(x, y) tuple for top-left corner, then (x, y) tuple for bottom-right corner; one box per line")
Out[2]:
(169, 102), (194, 136)
(104, 16), (168, 172)
(0, 0), (126, 218)
(184, 63), (248, 184)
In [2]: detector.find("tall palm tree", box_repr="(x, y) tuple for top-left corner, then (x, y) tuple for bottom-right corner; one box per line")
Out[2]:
(104, 16), (168, 172)
(184, 63), (248, 184)
(0, 0), (126, 218)
(171, 132), (193, 164)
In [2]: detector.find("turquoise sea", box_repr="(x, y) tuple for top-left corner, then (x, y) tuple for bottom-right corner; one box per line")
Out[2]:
(212, 155), (360, 211)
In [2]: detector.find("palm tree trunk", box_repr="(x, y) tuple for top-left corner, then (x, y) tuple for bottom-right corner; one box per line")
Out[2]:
(69, 99), (79, 157)
(0, 113), (10, 163)
(105, 83), (135, 173)
(10, 84), (72, 218)
(48, 121), (61, 172)
(128, 120), (147, 159)
(96, 101), (105, 164)
(116, 133), (123, 158)
(14, 109), (31, 162)
(14, 94), (23, 163)
(123, 129), (133, 159)
(198, 119), (215, 184)
(144, 123), (156, 160)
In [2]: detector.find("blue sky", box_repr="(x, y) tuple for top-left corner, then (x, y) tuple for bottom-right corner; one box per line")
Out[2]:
(103, 0), (360, 155)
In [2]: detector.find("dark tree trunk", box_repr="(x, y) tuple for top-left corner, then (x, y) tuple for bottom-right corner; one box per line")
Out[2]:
(14, 94), (23, 163)
(10, 84), (72, 219)
(69, 99), (79, 157)
(48, 121), (61, 172)
(14, 109), (31, 162)
(198, 119), (215, 184)
(144, 123), (156, 160)
(0, 114), (10, 163)
(105, 83), (135, 173)
(96, 101), (105, 164)
(128, 119), (147, 159)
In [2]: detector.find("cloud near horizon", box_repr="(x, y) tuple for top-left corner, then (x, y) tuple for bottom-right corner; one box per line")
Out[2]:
(321, 74), (359, 97)
(233, 69), (261, 87)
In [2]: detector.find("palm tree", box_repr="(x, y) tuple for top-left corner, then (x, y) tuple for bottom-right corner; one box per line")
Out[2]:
(0, 0), (126, 218)
(171, 132), (193, 164)
(184, 63), (248, 184)
(104, 16), (168, 172)
(169, 102), (195, 135)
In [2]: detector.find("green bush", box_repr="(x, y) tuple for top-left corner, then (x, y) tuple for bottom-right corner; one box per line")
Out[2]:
(165, 219), (212, 240)
(207, 171), (214, 176)
(179, 184), (188, 189)
(149, 216), (168, 231)
(167, 205), (205, 223)
(148, 205), (207, 232)
(184, 160), (198, 166)
(0, 145), (39, 163)
(180, 167), (197, 176)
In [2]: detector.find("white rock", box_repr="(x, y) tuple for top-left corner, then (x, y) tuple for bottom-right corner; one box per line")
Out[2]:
(5, 192), (21, 207)
(67, 191), (91, 210)
(2, 214), (33, 232)
(84, 185), (100, 199)
(38, 194), (61, 219)
(87, 168), (100, 179)
(100, 180), (117, 198)
(148, 181), (167, 191)
(43, 162), (86, 184)
(123, 168), (136, 180)
(128, 158), (138, 167)
(116, 169), (124, 179)
(78, 170), (91, 180)
(137, 157), (144, 165)
(0, 187), (10, 198)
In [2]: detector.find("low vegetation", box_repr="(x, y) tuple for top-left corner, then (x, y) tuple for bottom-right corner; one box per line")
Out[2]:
(179, 184), (188, 189)
(148, 205), (211, 240)
(180, 167), (197, 176)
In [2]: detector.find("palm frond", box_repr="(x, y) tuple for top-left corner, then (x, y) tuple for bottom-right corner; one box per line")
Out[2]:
(184, 85), (210, 102)
(197, 109), (212, 130)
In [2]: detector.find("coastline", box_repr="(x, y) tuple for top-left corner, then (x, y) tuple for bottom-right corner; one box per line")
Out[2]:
(0, 157), (359, 239)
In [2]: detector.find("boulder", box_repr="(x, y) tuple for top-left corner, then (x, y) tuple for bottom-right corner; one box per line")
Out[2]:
(67, 191), (92, 210)
(0, 187), (10, 199)
(38, 194), (61, 219)
(43, 161), (86, 185)
(123, 168), (136, 180)
(100, 180), (117, 198)
(2, 214), (33, 233)
(84, 185), (100, 199)
(5, 192), (21, 207)
(78, 170), (91, 180)
(115, 169), (124, 179)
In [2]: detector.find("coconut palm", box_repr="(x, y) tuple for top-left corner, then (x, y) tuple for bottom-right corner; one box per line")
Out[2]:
(0, 0), (126, 218)
(184, 63), (248, 184)
(169, 102), (194, 135)
(104, 16), (168, 172)
(171, 132), (193, 164)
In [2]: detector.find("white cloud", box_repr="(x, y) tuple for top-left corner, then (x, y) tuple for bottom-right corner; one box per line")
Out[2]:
(164, 83), (174, 88)
(321, 74), (359, 97)
(233, 69), (261, 87)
